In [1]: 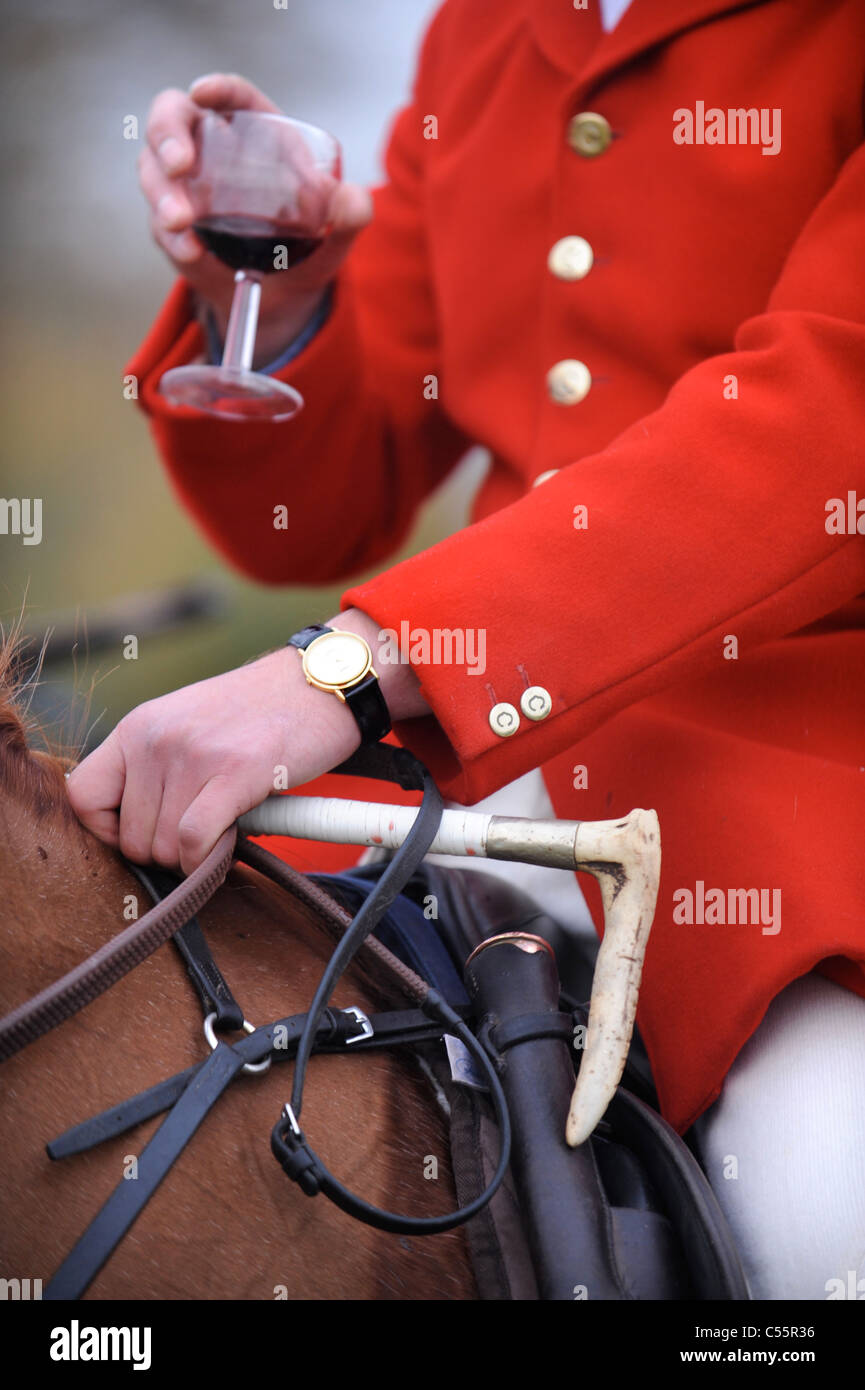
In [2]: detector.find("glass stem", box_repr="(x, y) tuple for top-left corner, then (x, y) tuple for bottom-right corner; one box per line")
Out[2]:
(221, 271), (261, 371)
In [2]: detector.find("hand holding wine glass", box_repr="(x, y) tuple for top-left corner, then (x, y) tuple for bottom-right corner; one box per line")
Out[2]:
(139, 74), (372, 412)
(161, 100), (340, 420)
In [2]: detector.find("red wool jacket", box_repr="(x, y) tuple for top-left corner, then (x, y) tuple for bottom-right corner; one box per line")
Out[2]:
(127, 0), (865, 1134)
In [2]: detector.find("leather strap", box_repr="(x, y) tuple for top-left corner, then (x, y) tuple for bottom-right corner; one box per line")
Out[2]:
(288, 623), (330, 649)
(466, 937), (628, 1300)
(487, 1010), (576, 1055)
(48, 1060), (202, 1160)
(47, 1005), (469, 1159)
(44, 1042), (245, 1301)
(173, 915), (246, 1030)
(0, 827), (237, 1061)
(271, 989), (512, 1234)
(128, 862), (245, 1032)
(342, 671), (391, 744)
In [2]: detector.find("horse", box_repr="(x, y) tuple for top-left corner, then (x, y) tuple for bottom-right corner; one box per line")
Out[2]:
(0, 643), (477, 1300)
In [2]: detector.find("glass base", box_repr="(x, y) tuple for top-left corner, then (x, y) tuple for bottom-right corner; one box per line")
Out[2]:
(159, 365), (304, 422)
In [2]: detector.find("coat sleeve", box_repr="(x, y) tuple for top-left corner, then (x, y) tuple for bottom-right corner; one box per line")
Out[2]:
(125, 7), (473, 585)
(343, 139), (865, 803)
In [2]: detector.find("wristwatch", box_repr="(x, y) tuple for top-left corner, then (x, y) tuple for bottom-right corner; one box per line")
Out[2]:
(289, 624), (392, 744)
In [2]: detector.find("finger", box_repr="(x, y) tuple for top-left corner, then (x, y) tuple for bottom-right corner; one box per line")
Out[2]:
(137, 145), (165, 206)
(138, 146), (195, 232)
(149, 211), (205, 266)
(176, 774), (252, 875)
(291, 183), (372, 281)
(140, 129), (203, 267)
(329, 182), (374, 239)
(146, 87), (202, 175)
(72, 804), (121, 848)
(66, 734), (127, 845)
(115, 755), (167, 866)
(149, 769), (211, 870)
(188, 72), (281, 115)
(149, 219), (204, 267)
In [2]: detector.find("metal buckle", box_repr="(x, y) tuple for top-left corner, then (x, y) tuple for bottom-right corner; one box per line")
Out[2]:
(282, 1103), (301, 1137)
(342, 1006), (374, 1045)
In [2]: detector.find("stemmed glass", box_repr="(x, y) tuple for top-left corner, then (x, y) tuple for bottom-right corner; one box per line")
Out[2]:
(159, 110), (341, 421)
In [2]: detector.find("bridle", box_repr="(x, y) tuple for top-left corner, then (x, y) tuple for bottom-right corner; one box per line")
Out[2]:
(0, 742), (513, 1298)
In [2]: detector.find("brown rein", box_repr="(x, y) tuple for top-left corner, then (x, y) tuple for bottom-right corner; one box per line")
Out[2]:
(0, 829), (429, 1063)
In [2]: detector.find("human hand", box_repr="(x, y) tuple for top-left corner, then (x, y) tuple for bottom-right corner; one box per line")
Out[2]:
(138, 73), (372, 359)
(67, 609), (429, 874)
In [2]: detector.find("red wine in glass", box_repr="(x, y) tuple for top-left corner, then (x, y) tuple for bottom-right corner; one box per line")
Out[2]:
(193, 215), (324, 276)
(158, 111), (341, 422)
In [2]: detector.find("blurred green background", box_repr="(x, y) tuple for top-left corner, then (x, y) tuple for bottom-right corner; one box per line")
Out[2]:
(1, 0), (484, 752)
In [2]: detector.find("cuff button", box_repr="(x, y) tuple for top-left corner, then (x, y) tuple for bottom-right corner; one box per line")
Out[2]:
(489, 702), (520, 737)
(520, 686), (552, 721)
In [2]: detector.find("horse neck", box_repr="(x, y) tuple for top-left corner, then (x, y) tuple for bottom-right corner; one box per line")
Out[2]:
(0, 778), (479, 1299)
(0, 788), (135, 974)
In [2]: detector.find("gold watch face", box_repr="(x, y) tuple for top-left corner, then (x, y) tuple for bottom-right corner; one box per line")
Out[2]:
(302, 630), (373, 690)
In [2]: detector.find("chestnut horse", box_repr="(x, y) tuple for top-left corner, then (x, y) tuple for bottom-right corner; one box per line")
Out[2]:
(0, 648), (475, 1299)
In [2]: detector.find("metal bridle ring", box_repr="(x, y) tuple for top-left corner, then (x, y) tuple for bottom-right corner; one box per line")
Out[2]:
(203, 1012), (272, 1075)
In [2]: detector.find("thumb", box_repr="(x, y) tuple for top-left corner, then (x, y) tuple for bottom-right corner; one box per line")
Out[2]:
(309, 182), (373, 280)
(276, 182), (372, 289)
(329, 181), (374, 241)
(65, 733), (127, 846)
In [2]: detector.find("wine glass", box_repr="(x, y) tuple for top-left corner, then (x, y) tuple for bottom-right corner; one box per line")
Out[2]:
(159, 110), (341, 422)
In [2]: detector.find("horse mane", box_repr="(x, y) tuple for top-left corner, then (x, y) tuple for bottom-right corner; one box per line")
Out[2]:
(0, 631), (78, 824)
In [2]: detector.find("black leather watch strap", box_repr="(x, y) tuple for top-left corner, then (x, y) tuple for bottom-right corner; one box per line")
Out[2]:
(288, 623), (329, 651)
(342, 671), (391, 743)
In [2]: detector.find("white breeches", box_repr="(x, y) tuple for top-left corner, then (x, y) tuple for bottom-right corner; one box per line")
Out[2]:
(420, 767), (865, 1302)
(690, 971), (865, 1300)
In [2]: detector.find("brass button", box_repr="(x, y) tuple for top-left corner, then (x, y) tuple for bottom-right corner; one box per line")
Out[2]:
(547, 359), (591, 405)
(489, 702), (520, 738)
(532, 468), (560, 487)
(548, 235), (593, 281)
(568, 112), (612, 158)
(520, 686), (552, 721)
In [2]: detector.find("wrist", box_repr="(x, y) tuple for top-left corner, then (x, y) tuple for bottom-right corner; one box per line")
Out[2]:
(199, 283), (330, 370)
(268, 642), (362, 764)
(328, 609), (432, 722)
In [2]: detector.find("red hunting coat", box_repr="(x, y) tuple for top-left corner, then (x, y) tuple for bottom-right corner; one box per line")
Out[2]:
(128, 0), (865, 1134)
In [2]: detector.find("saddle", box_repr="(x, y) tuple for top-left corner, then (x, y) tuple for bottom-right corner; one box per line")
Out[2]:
(317, 861), (748, 1301)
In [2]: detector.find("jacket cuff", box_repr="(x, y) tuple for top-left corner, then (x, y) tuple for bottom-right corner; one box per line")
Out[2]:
(340, 571), (559, 805)
(200, 284), (335, 374)
(126, 274), (358, 422)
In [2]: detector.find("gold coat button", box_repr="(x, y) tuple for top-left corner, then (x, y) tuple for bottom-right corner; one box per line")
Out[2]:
(520, 686), (552, 721)
(546, 359), (591, 405)
(489, 702), (520, 738)
(548, 235), (593, 281)
(532, 468), (560, 487)
(568, 112), (612, 158)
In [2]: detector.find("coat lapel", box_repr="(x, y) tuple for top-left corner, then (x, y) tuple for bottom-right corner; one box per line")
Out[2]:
(529, 0), (773, 89)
